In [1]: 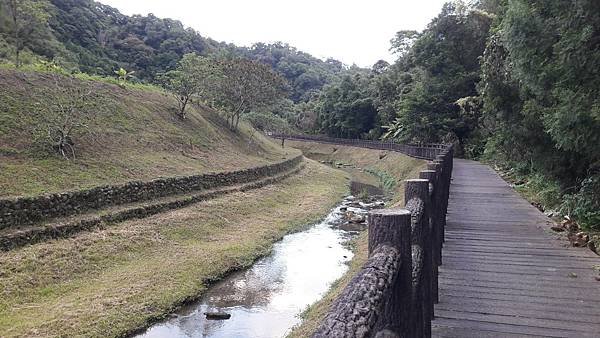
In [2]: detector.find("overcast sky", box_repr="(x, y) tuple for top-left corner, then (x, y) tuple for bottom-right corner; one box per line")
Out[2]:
(97, 0), (448, 67)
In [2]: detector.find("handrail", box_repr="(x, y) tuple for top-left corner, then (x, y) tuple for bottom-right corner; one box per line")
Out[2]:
(270, 134), (450, 160)
(298, 137), (454, 338)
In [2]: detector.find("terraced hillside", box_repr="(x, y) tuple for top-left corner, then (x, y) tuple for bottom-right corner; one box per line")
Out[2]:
(0, 68), (293, 198)
(0, 69), (350, 337)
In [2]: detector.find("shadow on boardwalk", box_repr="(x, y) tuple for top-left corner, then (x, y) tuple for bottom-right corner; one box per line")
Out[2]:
(433, 159), (600, 337)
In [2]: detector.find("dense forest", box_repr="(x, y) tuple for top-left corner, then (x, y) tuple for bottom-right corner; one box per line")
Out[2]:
(1, 0), (598, 230)
(0, 0), (344, 103)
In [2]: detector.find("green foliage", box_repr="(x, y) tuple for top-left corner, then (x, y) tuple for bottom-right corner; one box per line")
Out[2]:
(364, 168), (396, 193)
(561, 176), (600, 230)
(114, 67), (135, 87)
(380, 1), (492, 154)
(478, 0), (600, 229)
(240, 42), (344, 102)
(0, 0), (344, 105)
(160, 53), (215, 119)
(317, 72), (377, 138)
(0, 0), (52, 67)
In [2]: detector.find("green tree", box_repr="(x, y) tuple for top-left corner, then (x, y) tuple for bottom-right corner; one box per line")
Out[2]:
(0, 0), (50, 67)
(381, 1), (492, 153)
(317, 73), (377, 138)
(161, 53), (215, 119)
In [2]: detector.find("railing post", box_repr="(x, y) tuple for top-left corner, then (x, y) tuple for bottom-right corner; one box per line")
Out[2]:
(420, 169), (440, 308)
(368, 209), (412, 336)
(435, 154), (450, 244)
(405, 179), (431, 338)
(426, 162), (443, 266)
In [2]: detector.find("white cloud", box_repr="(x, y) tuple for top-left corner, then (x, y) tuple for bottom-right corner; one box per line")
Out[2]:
(97, 0), (447, 67)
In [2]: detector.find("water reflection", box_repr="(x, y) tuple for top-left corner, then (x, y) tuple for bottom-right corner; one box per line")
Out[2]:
(136, 195), (381, 338)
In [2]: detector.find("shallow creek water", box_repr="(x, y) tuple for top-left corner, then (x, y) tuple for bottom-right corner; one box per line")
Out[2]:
(135, 194), (384, 338)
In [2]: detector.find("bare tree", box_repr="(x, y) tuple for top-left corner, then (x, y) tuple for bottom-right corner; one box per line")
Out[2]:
(210, 58), (288, 130)
(30, 74), (105, 159)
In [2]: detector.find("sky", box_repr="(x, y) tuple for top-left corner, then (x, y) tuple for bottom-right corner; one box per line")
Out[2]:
(97, 0), (448, 68)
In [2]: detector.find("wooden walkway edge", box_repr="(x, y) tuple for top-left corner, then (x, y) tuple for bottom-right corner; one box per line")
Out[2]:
(432, 159), (600, 338)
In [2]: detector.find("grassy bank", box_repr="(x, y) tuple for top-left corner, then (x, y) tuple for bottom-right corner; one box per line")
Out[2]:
(0, 68), (291, 198)
(287, 140), (425, 205)
(0, 159), (347, 338)
(285, 140), (425, 336)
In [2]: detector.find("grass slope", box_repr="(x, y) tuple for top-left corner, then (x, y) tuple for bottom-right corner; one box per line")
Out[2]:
(286, 140), (425, 205)
(0, 68), (293, 198)
(0, 159), (348, 337)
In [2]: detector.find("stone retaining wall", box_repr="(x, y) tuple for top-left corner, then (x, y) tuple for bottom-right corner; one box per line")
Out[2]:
(0, 155), (303, 230)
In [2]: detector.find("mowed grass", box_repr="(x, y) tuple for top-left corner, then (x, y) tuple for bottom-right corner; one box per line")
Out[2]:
(0, 68), (291, 197)
(285, 140), (426, 337)
(0, 159), (348, 338)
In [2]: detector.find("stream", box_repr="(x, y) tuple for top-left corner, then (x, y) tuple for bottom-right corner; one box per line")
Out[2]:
(135, 192), (385, 338)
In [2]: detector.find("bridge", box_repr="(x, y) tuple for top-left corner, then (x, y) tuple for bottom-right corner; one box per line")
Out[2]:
(274, 135), (600, 338)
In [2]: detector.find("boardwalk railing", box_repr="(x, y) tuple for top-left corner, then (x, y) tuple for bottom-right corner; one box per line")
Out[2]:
(277, 134), (453, 338)
(271, 134), (446, 160)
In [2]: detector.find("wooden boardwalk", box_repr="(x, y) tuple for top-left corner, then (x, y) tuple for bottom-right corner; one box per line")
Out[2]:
(432, 159), (600, 338)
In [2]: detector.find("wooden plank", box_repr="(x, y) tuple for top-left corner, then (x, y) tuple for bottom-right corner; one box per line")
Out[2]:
(432, 317), (588, 337)
(433, 159), (600, 336)
(436, 309), (600, 334)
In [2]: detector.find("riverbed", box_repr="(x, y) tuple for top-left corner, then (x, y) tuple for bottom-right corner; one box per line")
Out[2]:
(135, 195), (382, 338)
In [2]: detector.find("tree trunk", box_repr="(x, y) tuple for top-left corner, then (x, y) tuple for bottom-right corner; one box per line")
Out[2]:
(179, 97), (188, 119)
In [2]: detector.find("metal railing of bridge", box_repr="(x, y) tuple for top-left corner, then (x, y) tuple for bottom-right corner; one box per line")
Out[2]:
(273, 134), (453, 338)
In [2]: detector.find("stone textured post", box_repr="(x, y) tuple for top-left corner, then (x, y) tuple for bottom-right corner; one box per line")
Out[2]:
(420, 169), (440, 308)
(369, 209), (412, 336)
(426, 162), (443, 266)
(404, 179), (431, 337)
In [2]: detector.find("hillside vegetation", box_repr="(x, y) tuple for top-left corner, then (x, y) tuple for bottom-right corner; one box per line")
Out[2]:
(0, 0), (344, 103)
(0, 68), (292, 198)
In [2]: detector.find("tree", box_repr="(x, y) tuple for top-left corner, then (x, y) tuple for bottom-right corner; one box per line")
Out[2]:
(161, 53), (215, 119)
(381, 1), (493, 153)
(390, 30), (420, 57)
(0, 0), (50, 67)
(210, 57), (288, 130)
(29, 74), (105, 159)
(317, 73), (378, 138)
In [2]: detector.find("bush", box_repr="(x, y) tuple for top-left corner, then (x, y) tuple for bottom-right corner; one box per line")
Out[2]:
(560, 175), (600, 230)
